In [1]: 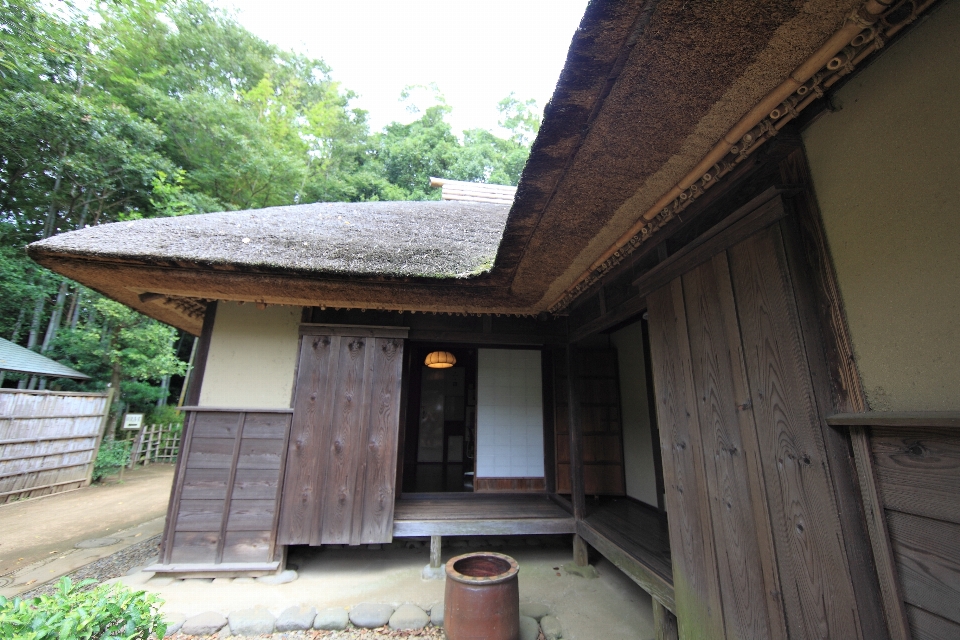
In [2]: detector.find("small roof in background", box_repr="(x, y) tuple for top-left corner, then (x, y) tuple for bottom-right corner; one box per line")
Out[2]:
(0, 338), (90, 380)
(430, 178), (517, 204)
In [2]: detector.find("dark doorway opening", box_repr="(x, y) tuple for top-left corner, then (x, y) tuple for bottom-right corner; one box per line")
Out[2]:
(402, 345), (477, 493)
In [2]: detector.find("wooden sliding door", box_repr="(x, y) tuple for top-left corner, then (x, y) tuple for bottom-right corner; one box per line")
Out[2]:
(277, 325), (407, 546)
(646, 221), (878, 639)
(555, 348), (625, 496)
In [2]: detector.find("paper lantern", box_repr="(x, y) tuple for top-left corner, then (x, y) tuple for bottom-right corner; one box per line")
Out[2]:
(425, 351), (456, 368)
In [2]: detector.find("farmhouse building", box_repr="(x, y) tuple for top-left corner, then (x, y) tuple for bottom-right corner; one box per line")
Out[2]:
(29, 0), (960, 638)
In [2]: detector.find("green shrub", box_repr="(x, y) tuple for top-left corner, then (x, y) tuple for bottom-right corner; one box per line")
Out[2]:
(0, 576), (166, 639)
(146, 405), (184, 428)
(92, 440), (132, 482)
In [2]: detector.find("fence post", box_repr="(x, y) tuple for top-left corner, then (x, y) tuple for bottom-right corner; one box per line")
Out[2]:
(83, 387), (115, 487)
(129, 424), (146, 469)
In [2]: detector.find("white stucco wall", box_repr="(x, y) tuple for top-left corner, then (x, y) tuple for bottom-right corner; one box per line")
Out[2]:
(198, 302), (301, 409)
(802, 1), (960, 411)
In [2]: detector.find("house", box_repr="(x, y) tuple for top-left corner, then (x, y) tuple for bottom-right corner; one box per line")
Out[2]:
(27, 0), (960, 638)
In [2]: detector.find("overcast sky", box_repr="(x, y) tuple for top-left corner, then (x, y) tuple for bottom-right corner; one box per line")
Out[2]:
(213, 0), (589, 136)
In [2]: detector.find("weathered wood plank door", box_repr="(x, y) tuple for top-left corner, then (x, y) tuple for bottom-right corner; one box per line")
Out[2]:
(646, 217), (876, 639)
(278, 325), (407, 546)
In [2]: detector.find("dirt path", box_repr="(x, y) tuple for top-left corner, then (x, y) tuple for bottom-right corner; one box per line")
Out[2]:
(0, 464), (174, 576)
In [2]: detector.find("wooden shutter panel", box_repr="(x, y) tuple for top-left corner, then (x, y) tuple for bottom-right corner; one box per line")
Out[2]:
(278, 326), (407, 546)
(646, 220), (869, 639)
(554, 348), (625, 496)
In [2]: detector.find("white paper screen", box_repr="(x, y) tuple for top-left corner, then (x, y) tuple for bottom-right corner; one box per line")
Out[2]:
(476, 349), (545, 478)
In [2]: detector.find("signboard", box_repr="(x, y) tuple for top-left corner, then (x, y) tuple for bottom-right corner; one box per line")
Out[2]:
(122, 413), (144, 430)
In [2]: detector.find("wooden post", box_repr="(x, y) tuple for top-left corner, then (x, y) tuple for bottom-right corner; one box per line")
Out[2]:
(566, 345), (589, 567)
(573, 533), (589, 567)
(83, 387), (115, 486)
(565, 345), (586, 521)
(653, 599), (679, 640)
(430, 535), (442, 569)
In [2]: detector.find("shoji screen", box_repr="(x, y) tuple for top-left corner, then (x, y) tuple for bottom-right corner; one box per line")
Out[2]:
(476, 349), (544, 480)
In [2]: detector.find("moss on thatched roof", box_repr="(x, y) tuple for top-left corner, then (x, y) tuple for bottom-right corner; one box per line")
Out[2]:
(31, 200), (510, 279)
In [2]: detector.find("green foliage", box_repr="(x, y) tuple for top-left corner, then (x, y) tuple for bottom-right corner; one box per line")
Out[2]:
(92, 439), (131, 481)
(0, 0), (540, 411)
(147, 404), (184, 428)
(0, 576), (166, 639)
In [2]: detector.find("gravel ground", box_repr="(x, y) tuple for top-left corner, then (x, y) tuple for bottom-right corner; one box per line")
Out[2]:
(19, 534), (162, 598)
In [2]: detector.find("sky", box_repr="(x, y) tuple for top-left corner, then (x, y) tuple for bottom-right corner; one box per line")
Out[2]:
(212, 0), (589, 136)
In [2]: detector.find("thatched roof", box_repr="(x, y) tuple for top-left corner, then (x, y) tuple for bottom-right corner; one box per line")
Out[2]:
(31, 201), (509, 280)
(29, 0), (933, 333)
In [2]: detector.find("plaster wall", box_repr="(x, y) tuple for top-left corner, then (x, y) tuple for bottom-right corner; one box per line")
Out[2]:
(198, 302), (301, 409)
(610, 322), (659, 507)
(802, 1), (960, 411)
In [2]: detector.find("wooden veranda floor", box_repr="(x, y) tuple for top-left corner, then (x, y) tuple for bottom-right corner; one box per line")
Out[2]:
(392, 493), (576, 537)
(580, 497), (675, 609)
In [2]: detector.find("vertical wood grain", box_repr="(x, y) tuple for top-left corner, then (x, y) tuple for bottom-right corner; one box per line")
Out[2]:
(161, 409), (198, 563)
(646, 280), (726, 639)
(319, 337), (370, 544)
(654, 599), (680, 640)
(728, 226), (860, 638)
(277, 335), (340, 545)
(354, 337), (405, 544)
(682, 255), (786, 640)
(850, 426), (912, 640)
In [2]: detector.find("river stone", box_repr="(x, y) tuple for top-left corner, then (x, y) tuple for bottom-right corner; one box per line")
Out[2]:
(389, 604), (429, 630)
(519, 615), (540, 640)
(162, 612), (186, 637)
(228, 605), (275, 636)
(181, 611), (227, 636)
(276, 605), (317, 631)
(520, 602), (550, 621)
(314, 608), (349, 630)
(430, 602), (444, 627)
(256, 569), (298, 585)
(349, 603), (395, 628)
(541, 615), (563, 640)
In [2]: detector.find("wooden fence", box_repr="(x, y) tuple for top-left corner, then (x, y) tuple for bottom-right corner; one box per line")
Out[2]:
(0, 388), (113, 504)
(129, 422), (181, 467)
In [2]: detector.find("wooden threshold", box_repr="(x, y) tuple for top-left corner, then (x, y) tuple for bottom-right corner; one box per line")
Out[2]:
(393, 493), (575, 537)
(145, 561), (280, 578)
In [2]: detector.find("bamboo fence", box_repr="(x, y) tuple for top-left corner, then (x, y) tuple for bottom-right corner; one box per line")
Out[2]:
(128, 422), (181, 467)
(0, 388), (113, 504)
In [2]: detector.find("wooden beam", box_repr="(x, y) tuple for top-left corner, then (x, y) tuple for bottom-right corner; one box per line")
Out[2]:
(565, 345), (586, 522)
(634, 189), (786, 299)
(827, 412), (960, 429)
(184, 301), (217, 407)
(430, 536), (442, 569)
(849, 426), (912, 640)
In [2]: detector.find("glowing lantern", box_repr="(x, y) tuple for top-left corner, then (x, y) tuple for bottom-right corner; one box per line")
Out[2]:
(425, 351), (456, 368)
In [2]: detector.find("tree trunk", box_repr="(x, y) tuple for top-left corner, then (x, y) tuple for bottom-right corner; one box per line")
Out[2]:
(40, 279), (69, 354)
(42, 168), (64, 239)
(157, 374), (171, 407)
(8, 307), (25, 342)
(69, 288), (84, 330)
(26, 294), (46, 350)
